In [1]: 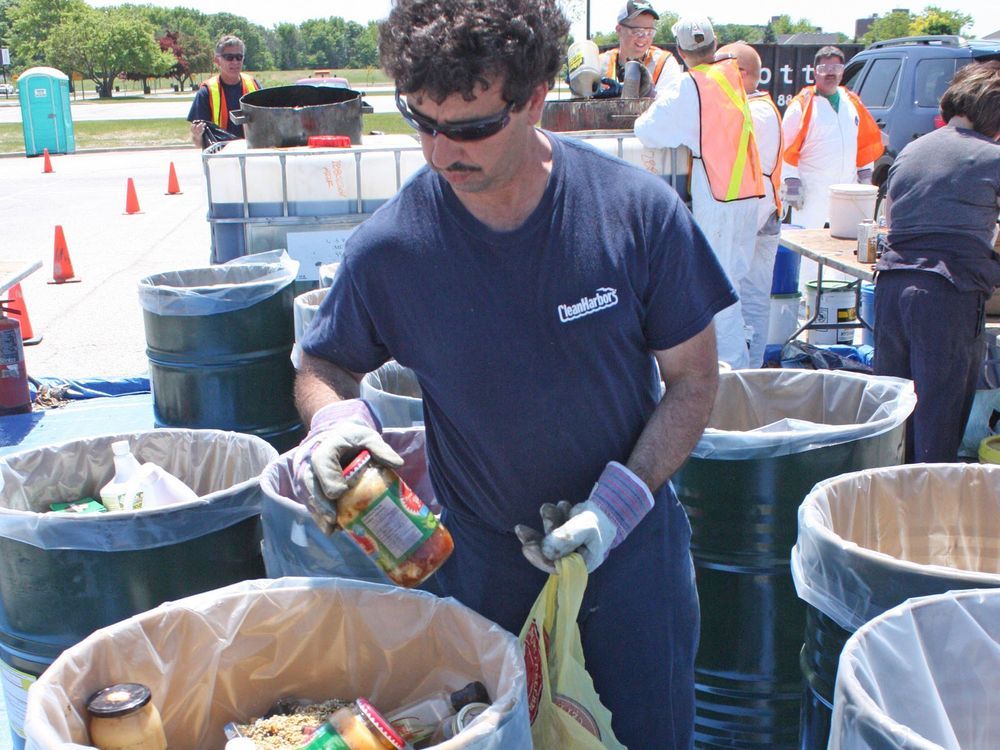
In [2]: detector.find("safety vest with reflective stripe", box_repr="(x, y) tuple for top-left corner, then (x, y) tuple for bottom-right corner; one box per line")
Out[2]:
(202, 73), (260, 131)
(783, 86), (884, 168)
(688, 60), (765, 202)
(748, 90), (784, 215)
(602, 46), (674, 85)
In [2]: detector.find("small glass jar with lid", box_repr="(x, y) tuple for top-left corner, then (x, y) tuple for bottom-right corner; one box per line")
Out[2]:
(85, 683), (167, 750)
(301, 697), (405, 750)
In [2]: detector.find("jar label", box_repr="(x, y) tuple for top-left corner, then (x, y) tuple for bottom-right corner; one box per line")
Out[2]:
(346, 477), (437, 565)
(300, 723), (352, 750)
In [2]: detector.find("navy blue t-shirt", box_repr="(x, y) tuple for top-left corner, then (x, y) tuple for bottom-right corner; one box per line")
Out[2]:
(302, 133), (736, 531)
(186, 80), (251, 138)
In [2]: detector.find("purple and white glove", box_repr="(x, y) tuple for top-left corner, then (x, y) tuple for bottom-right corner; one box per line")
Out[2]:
(781, 178), (804, 211)
(517, 462), (655, 574)
(292, 400), (402, 535)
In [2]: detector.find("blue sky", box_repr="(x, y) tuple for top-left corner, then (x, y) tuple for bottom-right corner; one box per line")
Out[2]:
(87, 1), (1000, 40)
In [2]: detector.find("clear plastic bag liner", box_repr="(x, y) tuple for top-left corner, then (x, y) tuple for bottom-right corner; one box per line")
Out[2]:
(260, 427), (435, 581)
(0, 430), (277, 552)
(24, 577), (531, 750)
(691, 369), (916, 460)
(137, 249), (299, 317)
(791, 464), (1000, 632)
(361, 361), (425, 428)
(829, 588), (1000, 750)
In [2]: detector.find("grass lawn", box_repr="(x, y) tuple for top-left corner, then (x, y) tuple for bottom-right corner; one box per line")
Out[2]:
(0, 113), (411, 154)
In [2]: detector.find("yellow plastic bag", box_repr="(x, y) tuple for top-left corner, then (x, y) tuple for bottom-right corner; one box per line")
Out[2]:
(519, 553), (626, 750)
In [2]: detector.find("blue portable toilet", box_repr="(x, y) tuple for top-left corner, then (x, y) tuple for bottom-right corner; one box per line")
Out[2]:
(18, 67), (75, 157)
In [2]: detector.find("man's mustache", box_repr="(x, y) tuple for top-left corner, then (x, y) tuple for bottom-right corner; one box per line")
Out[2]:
(439, 162), (481, 173)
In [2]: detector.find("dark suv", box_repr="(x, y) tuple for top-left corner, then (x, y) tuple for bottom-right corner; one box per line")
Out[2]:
(843, 35), (1000, 186)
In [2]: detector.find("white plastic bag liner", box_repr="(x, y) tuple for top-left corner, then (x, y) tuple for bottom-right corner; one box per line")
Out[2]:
(691, 370), (915, 460)
(137, 249), (299, 317)
(361, 361), (425, 428)
(23, 577), (530, 750)
(291, 287), (329, 370)
(829, 588), (1000, 750)
(791, 464), (1000, 632)
(0, 430), (277, 551)
(260, 427), (435, 580)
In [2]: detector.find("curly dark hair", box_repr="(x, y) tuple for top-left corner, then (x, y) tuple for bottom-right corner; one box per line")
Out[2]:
(378, 0), (570, 107)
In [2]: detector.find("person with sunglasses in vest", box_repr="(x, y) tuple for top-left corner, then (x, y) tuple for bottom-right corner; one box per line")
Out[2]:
(717, 42), (785, 367)
(291, 0), (737, 746)
(780, 46), (884, 228)
(187, 35), (261, 148)
(635, 17), (765, 369)
(597, 1), (680, 97)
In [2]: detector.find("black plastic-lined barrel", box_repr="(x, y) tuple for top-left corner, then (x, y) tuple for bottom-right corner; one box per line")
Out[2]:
(673, 369), (913, 749)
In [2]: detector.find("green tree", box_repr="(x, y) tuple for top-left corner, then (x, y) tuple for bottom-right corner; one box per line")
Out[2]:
(863, 10), (913, 44)
(46, 6), (173, 98)
(909, 6), (972, 36)
(206, 12), (274, 70)
(6, 0), (88, 69)
(715, 24), (766, 44)
(653, 12), (680, 45)
(273, 22), (301, 70)
(769, 15), (818, 36)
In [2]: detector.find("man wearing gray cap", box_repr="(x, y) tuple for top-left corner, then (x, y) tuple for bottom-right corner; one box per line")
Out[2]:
(635, 16), (764, 369)
(599, 1), (680, 95)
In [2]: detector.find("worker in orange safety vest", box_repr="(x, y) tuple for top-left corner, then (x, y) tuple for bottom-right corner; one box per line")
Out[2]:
(781, 46), (885, 229)
(635, 16), (764, 369)
(598, 1), (680, 96)
(187, 35), (262, 148)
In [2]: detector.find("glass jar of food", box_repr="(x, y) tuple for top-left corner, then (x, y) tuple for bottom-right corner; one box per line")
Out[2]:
(301, 698), (405, 750)
(86, 683), (167, 750)
(338, 450), (454, 587)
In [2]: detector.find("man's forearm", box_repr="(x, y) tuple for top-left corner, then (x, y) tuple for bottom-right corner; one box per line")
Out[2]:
(294, 353), (363, 425)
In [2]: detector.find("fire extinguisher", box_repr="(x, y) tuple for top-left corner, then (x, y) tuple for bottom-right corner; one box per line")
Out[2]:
(0, 303), (31, 416)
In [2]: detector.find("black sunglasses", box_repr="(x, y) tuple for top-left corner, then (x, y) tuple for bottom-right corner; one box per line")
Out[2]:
(220, 53), (244, 62)
(395, 91), (514, 142)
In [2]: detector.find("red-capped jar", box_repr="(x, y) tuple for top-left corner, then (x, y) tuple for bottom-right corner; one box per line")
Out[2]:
(301, 698), (404, 750)
(337, 450), (453, 587)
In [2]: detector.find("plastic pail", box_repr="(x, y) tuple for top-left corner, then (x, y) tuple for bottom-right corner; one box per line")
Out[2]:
(770, 245), (802, 295)
(674, 370), (914, 749)
(140, 259), (304, 452)
(767, 292), (802, 348)
(0, 429), (276, 748)
(859, 281), (876, 347)
(791, 464), (1000, 750)
(828, 184), (878, 239)
(24, 578), (531, 749)
(806, 280), (857, 345)
(829, 589), (1000, 750)
(567, 40), (601, 97)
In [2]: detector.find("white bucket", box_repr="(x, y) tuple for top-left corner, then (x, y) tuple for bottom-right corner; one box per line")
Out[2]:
(806, 280), (857, 345)
(567, 40), (601, 98)
(766, 292), (802, 347)
(828, 184), (878, 239)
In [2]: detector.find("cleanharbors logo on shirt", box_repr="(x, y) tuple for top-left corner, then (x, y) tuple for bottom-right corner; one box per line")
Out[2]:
(558, 287), (619, 323)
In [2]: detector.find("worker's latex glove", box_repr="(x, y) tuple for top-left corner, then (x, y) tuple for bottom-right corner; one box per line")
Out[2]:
(856, 168), (873, 185)
(781, 178), (804, 211)
(515, 501), (573, 574)
(592, 77), (623, 99)
(542, 462), (655, 574)
(292, 400), (402, 535)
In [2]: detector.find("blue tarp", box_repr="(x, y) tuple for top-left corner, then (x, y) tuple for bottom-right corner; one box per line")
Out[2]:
(28, 376), (150, 401)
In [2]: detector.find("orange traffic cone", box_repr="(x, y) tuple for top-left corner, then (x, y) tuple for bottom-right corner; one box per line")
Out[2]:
(48, 225), (81, 284)
(165, 162), (182, 195)
(124, 177), (142, 214)
(42, 148), (53, 174)
(6, 283), (41, 345)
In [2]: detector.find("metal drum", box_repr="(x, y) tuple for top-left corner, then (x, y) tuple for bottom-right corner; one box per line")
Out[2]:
(540, 97), (653, 131)
(231, 85), (363, 148)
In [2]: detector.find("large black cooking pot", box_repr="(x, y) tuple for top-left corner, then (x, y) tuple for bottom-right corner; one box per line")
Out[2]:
(230, 85), (363, 148)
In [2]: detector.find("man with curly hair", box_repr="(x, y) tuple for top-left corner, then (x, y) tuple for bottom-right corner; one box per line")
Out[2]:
(293, 1), (736, 745)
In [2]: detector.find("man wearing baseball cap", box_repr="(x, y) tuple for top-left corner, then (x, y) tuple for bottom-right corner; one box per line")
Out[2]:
(635, 16), (764, 369)
(599, 1), (679, 95)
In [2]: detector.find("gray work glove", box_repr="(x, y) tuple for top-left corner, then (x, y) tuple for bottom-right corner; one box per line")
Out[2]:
(856, 168), (873, 185)
(292, 401), (403, 535)
(781, 178), (804, 211)
(515, 501), (573, 574)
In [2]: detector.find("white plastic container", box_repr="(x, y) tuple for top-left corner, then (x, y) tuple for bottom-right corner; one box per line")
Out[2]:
(766, 292), (802, 347)
(567, 40), (601, 98)
(99, 441), (143, 511)
(828, 184), (878, 239)
(806, 280), (857, 345)
(133, 464), (199, 510)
